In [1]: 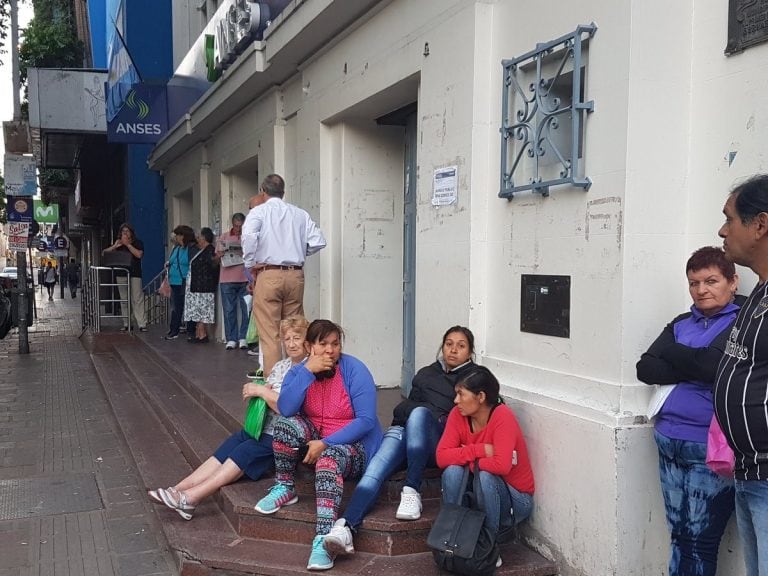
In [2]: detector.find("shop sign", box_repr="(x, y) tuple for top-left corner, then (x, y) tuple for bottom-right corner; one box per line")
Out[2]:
(107, 84), (168, 143)
(3, 154), (36, 196)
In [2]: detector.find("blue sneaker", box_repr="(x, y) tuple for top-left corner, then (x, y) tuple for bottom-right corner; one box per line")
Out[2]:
(307, 535), (335, 571)
(254, 483), (298, 514)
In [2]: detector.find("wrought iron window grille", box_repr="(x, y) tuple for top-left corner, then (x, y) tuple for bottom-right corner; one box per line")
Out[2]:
(500, 23), (597, 199)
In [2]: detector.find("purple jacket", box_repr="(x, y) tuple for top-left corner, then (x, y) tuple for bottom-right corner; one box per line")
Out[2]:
(636, 302), (740, 443)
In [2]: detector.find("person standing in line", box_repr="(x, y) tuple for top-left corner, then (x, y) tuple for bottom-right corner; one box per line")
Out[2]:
(183, 228), (218, 344)
(637, 247), (739, 576)
(102, 223), (147, 332)
(242, 174), (326, 376)
(43, 262), (57, 301)
(215, 213), (249, 350)
(66, 258), (80, 298)
(714, 174), (768, 576)
(164, 225), (198, 340)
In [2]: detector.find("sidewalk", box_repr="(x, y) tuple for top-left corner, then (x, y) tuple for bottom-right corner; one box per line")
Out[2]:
(0, 290), (176, 576)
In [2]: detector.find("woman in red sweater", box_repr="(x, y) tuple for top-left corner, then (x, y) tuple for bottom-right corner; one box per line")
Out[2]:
(436, 366), (535, 545)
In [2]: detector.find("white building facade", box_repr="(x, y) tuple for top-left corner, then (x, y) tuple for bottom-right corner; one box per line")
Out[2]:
(151, 1), (768, 573)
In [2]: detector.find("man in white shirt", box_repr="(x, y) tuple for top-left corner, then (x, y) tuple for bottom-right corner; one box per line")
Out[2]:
(242, 174), (326, 375)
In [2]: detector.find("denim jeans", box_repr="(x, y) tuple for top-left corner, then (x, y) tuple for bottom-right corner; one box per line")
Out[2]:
(441, 465), (533, 537)
(342, 406), (443, 529)
(220, 282), (248, 342)
(735, 478), (768, 576)
(654, 430), (735, 576)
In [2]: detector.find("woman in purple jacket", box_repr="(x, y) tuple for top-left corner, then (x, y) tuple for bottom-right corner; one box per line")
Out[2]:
(637, 246), (739, 576)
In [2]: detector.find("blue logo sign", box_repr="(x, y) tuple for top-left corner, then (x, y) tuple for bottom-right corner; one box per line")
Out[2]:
(107, 83), (169, 143)
(7, 195), (34, 222)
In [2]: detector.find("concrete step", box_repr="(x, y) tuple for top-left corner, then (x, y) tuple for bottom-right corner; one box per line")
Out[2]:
(93, 332), (558, 574)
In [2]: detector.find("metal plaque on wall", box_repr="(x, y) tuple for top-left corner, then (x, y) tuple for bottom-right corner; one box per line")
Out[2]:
(726, 0), (768, 55)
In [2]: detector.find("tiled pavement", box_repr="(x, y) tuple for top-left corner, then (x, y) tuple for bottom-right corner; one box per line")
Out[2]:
(0, 289), (176, 576)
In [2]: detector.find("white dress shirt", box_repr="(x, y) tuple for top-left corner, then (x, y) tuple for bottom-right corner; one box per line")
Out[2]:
(241, 197), (326, 269)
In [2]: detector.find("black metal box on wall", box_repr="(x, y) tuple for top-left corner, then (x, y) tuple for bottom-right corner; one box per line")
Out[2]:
(520, 275), (570, 338)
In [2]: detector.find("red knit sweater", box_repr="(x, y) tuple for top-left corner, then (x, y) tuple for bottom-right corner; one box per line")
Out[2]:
(436, 403), (535, 495)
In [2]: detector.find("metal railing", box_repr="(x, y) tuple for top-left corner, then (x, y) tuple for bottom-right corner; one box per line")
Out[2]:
(81, 266), (132, 333)
(143, 269), (170, 327)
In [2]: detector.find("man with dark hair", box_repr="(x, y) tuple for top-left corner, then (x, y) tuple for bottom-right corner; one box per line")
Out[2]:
(714, 173), (768, 576)
(242, 174), (326, 375)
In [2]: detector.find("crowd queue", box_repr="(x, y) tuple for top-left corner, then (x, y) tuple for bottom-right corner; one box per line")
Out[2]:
(106, 172), (768, 575)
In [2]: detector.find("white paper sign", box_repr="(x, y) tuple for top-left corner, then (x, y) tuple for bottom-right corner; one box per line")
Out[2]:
(432, 165), (458, 206)
(8, 221), (30, 252)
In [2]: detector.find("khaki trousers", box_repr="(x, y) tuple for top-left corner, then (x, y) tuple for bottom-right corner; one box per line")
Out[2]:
(117, 276), (147, 329)
(252, 268), (304, 375)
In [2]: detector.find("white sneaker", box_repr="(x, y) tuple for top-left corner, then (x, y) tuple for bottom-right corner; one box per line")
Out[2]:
(395, 486), (422, 520)
(225, 341), (236, 350)
(496, 556), (503, 568)
(239, 339), (248, 349)
(247, 348), (260, 356)
(323, 519), (355, 556)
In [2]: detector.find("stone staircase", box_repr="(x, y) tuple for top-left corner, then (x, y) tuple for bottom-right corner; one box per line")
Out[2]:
(90, 332), (559, 575)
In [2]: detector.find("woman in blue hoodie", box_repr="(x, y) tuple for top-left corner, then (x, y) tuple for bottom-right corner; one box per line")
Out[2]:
(254, 319), (382, 572)
(637, 246), (739, 576)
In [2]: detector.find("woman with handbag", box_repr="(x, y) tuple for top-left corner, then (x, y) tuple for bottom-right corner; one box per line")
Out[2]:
(636, 246), (739, 576)
(148, 315), (309, 519)
(183, 227), (218, 343)
(323, 326), (477, 560)
(164, 225), (197, 340)
(436, 366), (535, 569)
(253, 319), (382, 571)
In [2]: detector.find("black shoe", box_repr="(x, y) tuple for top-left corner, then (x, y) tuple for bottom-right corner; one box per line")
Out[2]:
(139, 327), (148, 332)
(163, 333), (179, 340)
(194, 337), (209, 344)
(186, 336), (197, 343)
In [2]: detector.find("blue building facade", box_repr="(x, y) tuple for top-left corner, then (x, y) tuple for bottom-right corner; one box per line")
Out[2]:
(102, 0), (172, 282)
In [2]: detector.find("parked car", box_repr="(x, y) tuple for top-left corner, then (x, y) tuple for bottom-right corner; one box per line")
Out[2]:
(0, 267), (18, 290)
(0, 267), (34, 290)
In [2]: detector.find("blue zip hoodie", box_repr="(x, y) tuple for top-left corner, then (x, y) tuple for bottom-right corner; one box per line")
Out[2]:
(278, 353), (383, 465)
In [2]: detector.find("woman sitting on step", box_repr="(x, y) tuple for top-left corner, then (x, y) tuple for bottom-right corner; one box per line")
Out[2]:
(147, 315), (309, 520)
(323, 326), (477, 562)
(436, 365), (535, 569)
(253, 319), (382, 571)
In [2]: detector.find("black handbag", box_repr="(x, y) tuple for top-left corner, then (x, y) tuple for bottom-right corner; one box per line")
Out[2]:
(427, 460), (500, 575)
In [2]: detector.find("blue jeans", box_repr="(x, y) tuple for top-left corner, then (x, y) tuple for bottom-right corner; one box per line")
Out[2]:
(220, 282), (248, 342)
(735, 478), (768, 576)
(441, 465), (533, 537)
(341, 406), (443, 529)
(654, 430), (735, 576)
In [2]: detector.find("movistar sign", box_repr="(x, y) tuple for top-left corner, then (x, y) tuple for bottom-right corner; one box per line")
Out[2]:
(34, 200), (59, 223)
(107, 83), (168, 143)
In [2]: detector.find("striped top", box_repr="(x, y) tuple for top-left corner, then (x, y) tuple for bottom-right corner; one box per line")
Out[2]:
(714, 281), (768, 480)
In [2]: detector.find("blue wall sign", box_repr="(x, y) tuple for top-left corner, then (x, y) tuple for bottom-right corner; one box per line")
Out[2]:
(7, 196), (34, 222)
(107, 84), (169, 143)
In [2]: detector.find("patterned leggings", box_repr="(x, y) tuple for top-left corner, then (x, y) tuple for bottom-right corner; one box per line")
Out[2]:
(272, 414), (367, 535)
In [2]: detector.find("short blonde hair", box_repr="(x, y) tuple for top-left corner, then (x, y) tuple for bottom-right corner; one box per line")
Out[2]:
(280, 315), (309, 338)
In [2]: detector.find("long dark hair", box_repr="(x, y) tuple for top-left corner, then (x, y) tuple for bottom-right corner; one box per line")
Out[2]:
(456, 366), (504, 406)
(437, 325), (475, 360)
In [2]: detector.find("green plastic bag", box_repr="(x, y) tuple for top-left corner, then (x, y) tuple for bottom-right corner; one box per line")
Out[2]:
(246, 312), (259, 346)
(243, 396), (267, 439)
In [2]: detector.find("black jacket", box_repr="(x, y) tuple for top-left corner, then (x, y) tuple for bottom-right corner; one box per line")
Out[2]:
(189, 245), (219, 293)
(391, 360), (477, 426)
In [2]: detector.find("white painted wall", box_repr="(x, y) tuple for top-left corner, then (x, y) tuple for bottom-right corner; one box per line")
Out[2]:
(156, 0), (768, 573)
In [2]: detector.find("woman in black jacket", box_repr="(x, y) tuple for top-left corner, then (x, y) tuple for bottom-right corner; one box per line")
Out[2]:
(183, 227), (219, 343)
(322, 326), (476, 559)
